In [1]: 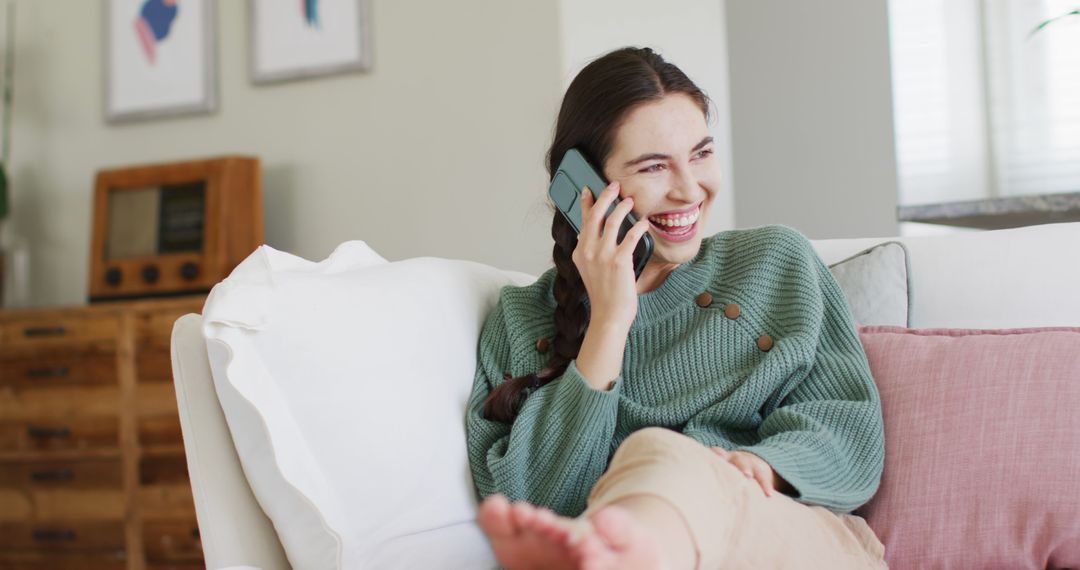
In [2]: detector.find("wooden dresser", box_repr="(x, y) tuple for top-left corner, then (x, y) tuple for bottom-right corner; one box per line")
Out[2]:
(0, 296), (205, 570)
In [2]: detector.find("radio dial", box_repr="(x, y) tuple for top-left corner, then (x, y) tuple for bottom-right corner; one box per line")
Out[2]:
(141, 265), (160, 284)
(180, 262), (200, 281)
(105, 267), (123, 286)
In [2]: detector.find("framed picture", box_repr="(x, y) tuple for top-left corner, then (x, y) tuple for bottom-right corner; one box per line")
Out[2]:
(249, 0), (373, 84)
(105, 0), (217, 123)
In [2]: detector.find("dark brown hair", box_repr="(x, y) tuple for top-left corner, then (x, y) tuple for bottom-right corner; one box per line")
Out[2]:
(482, 46), (711, 423)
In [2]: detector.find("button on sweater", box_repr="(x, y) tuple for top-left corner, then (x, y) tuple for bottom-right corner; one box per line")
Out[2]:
(465, 224), (885, 517)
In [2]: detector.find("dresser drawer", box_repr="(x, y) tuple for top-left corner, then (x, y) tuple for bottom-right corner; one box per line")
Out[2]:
(0, 355), (116, 390)
(137, 308), (194, 352)
(139, 484), (196, 520)
(144, 520), (202, 563)
(138, 414), (183, 449)
(0, 385), (121, 421)
(136, 348), (174, 384)
(0, 459), (122, 489)
(140, 454), (189, 487)
(0, 551), (126, 569)
(0, 521), (126, 551)
(0, 488), (125, 521)
(0, 417), (119, 453)
(0, 315), (118, 358)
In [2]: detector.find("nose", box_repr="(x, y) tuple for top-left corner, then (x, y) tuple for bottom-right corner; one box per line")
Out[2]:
(668, 163), (706, 203)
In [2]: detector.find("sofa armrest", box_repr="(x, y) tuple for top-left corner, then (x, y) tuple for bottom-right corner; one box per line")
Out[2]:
(171, 313), (291, 569)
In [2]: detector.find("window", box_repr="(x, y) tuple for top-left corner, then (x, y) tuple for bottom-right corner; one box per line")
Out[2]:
(889, 0), (1080, 206)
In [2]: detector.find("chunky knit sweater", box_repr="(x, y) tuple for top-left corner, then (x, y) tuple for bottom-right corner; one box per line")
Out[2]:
(465, 224), (885, 517)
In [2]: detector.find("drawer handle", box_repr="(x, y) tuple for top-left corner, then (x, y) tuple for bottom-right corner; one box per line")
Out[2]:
(191, 526), (200, 539)
(30, 468), (75, 482)
(27, 426), (72, 439)
(22, 326), (68, 338)
(26, 366), (71, 379)
(32, 528), (76, 541)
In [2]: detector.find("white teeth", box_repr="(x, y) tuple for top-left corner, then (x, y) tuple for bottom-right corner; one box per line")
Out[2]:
(649, 209), (699, 227)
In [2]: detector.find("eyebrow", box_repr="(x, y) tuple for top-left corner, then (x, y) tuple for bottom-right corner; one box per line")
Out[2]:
(622, 136), (714, 168)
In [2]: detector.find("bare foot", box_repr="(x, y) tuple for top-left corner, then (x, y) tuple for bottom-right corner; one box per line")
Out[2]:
(477, 493), (581, 570)
(569, 504), (672, 570)
(477, 494), (673, 570)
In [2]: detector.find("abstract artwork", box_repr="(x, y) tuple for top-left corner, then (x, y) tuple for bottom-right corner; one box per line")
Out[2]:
(106, 0), (217, 122)
(250, 0), (372, 84)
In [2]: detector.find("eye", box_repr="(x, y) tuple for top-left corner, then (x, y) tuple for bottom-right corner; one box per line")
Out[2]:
(694, 148), (714, 160)
(640, 163), (666, 173)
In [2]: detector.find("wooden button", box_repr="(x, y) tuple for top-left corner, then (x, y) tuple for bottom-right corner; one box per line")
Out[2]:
(535, 338), (550, 353)
(695, 292), (713, 308)
(756, 334), (774, 352)
(724, 303), (741, 320)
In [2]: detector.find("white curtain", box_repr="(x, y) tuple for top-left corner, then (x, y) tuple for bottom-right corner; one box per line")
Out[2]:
(889, 0), (1080, 206)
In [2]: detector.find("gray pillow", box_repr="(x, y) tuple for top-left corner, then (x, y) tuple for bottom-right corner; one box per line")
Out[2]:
(827, 241), (912, 327)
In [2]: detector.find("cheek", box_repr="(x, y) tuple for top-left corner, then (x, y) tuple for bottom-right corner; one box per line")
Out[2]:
(622, 182), (666, 208)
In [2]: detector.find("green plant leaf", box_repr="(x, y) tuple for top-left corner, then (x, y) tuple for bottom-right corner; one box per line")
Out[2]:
(1029, 9), (1080, 38)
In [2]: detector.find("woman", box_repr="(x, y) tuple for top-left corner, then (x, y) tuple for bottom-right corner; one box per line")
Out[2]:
(465, 46), (887, 570)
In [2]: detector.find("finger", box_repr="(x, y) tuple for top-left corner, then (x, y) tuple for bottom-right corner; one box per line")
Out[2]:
(616, 218), (651, 258)
(602, 197), (635, 244)
(585, 182), (621, 231)
(730, 455), (755, 480)
(737, 453), (774, 497)
(579, 185), (593, 232)
(750, 463), (774, 497)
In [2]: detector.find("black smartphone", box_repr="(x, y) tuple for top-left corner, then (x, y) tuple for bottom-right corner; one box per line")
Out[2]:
(548, 148), (654, 279)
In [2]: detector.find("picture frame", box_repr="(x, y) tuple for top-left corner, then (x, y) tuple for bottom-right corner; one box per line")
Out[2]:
(104, 0), (217, 123)
(249, 0), (373, 85)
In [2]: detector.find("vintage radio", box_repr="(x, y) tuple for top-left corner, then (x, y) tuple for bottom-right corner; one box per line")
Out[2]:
(89, 155), (264, 302)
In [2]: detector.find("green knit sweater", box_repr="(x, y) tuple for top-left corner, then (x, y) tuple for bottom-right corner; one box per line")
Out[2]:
(465, 224), (885, 517)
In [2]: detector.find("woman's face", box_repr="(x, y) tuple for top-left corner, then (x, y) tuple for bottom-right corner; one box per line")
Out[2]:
(602, 93), (722, 270)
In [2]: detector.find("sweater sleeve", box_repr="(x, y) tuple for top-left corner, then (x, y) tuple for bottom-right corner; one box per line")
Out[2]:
(465, 300), (623, 517)
(742, 237), (884, 513)
(690, 232), (885, 514)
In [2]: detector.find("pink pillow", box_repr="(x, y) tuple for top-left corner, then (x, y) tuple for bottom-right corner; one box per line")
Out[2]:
(854, 326), (1080, 570)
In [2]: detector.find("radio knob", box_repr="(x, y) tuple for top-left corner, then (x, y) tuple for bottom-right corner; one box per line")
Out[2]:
(105, 267), (123, 286)
(180, 262), (200, 281)
(141, 265), (160, 284)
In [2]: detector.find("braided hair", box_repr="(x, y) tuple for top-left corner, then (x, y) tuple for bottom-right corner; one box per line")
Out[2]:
(482, 47), (711, 423)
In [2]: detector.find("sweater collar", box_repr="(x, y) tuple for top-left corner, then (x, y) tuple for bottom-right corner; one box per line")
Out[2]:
(580, 234), (718, 326)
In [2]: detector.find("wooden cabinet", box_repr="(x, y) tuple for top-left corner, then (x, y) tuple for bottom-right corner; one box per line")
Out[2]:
(0, 297), (204, 570)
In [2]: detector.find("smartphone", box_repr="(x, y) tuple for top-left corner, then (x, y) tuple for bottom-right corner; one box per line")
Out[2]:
(548, 148), (654, 279)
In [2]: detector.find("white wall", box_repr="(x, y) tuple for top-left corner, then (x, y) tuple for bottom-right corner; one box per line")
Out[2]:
(557, 0), (736, 236)
(725, 0), (900, 239)
(2, 0), (563, 307)
(1, 0), (737, 308)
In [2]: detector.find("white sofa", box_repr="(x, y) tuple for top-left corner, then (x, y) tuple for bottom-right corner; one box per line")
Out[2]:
(170, 221), (1080, 570)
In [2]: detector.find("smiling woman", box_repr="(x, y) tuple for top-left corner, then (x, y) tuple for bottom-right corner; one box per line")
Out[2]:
(466, 46), (888, 570)
(604, 97), (720, 270)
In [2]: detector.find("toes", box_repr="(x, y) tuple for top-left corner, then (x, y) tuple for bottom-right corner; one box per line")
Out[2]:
(571, 532), (613, 570)
(590, 505), (636, 549)
(509, 500), (538, 533)
(533, 509), (574, 546)
(477, 494), (515, 539)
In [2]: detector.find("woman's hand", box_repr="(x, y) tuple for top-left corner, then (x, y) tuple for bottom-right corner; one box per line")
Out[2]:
(573, 181), (651, 330)
(710, 447), (794, 498)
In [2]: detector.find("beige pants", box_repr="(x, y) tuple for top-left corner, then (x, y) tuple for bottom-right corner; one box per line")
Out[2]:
(581, 427), (888, 570)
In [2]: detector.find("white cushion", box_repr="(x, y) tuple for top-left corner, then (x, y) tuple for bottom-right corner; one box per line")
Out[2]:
(812, 221), (1080, 328)
(202, 240), (532, 569)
